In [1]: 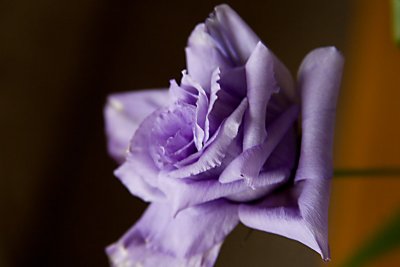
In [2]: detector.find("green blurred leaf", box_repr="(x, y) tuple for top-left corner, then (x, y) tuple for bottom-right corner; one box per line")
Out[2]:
(341, 209), (400, 267)
(393, 0), (400, 46)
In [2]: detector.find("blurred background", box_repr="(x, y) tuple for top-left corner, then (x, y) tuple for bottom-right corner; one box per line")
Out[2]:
(1, 0), (399, 266)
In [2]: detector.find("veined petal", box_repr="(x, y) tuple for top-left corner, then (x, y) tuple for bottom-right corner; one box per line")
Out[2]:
(104, 89), (168, 162)
(106, 200), (239, 267)
(238, 178), (331, 260)
(295, 47), (344, 181)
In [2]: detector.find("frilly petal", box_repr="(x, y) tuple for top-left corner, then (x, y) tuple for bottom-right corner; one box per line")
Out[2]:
(165, 98), (248, 178)
(106, 200), (239, 267)
(296, 47), (344, 181)
(113, 108), (164, 198)
(238, 178), (331, 260)
(104, 89), (168, 162)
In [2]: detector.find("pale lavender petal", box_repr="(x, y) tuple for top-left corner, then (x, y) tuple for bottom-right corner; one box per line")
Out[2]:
(104, 89), (168, 162)
(159, 167), (290, 214)
(168, 79), (197, 105)
(243, 41), (298, 149)
(295, 47), (344, 181)
(107, 240), (221, 267)
(185, 24), (232, 90)
(112, 108), (165, 201)
(238, 178), (331, 260)
(220, 105), (299, 184)
(164, 98), (248, 179)
(243, 42), (280, 149)
(114, 161), (165, 202)
(106, 200), (239, 267)
(205, 4), (259, 65)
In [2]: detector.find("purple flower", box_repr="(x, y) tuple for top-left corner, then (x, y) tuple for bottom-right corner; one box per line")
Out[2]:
(104, 4), (344, 267)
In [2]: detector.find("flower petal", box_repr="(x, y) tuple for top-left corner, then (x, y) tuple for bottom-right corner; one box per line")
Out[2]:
(159, 167), (290, 214)
(114, 161), (165, 202)
(243, 42), (280, 149)
(104, 89), (168, 162)
(179, 71), (209, 151)
(205, 4), (259, 65)
(164, 98), (248, 178)
(238, 178), (331, 260)
(205, 68), (243, 141)
(169, 79), (197, 105)
(112, 107), (167, 201)
(295, 47), (344, 181)
(220, 105), (299, 184)
(185, 24), (232, 90)
(106, 200), (239, 267)
(243, 41), (297, 149)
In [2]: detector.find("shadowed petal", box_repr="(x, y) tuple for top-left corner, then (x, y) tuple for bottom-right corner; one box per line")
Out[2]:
(106, 200), (239, 267)
(104, 89), (168, 162)
(238, 178), (331, 260)
(295, 47), (344, 181)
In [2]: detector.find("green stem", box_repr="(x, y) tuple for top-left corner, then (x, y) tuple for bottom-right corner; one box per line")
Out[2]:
(334, 168), (400, 177)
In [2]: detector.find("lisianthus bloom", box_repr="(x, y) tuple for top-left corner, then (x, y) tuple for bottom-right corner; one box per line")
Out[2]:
(104, 4), (344, 267)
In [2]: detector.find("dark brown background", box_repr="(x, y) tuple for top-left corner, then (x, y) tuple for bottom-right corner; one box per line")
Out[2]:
(0, 0), (350, 266)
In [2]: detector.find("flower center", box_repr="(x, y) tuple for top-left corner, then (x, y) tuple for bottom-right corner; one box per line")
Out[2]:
(149, 104), (197, 169)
